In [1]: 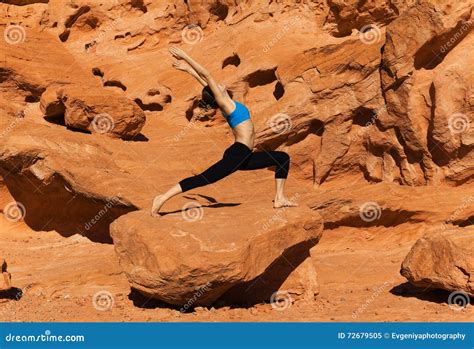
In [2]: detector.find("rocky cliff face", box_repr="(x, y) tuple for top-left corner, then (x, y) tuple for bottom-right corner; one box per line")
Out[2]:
(0, 0), (472, 318)
(1, 0), (472, 186)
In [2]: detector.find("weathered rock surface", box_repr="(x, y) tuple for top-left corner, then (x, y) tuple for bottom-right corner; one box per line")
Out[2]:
(401, 228), (474, 296)
(379, 1), (473, 185)
(324, 0), (413, 37)
(0, 29), (146, 139)
(306, 183), (474, 229)
(0, 0), (473, 316)
(111, 207), (323, 306)
(40, 85), (146, 139)
(0, 120), (139, 243)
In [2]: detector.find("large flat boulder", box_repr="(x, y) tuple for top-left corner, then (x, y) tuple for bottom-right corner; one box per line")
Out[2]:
(0, 120), (140, 243)
(401, 228), (474, 296)
(110, 206), (323, 306)
(0, 28), (145, 140)
(40, 85), (146, 139)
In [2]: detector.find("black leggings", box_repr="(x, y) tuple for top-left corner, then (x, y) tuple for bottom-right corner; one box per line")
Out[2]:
(179, 142), (290, 192)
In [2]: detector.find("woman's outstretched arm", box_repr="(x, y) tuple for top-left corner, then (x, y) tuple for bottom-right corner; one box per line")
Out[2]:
(169, 47), (234, 114)
(172, 61), (207, 86)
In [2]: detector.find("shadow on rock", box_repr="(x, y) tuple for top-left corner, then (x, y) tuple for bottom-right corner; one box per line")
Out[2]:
(128, 133), (149, 142)
(218, 240), (318, 307)
(0, 287), (23, 301)
(2, 175), (137, 244)
(127, 240), (319, 311)
(44, 117), (149, 142)
(159, 202), (241, 216)
(390, 282), (473, 306)
(128, 289), (181, 310)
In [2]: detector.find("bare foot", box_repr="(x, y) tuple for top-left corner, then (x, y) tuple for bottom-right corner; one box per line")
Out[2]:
(1, 272), (11, 291)
(151, 195), (165, 217)
(273, 196), (298, 208)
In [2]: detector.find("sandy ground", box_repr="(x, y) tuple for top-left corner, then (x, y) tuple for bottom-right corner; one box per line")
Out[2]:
(1, 216), (472, 322)
(0, 110), (472, 323)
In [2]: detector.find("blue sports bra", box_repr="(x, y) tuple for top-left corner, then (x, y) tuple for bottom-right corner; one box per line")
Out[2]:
(223, 101), (251, 128)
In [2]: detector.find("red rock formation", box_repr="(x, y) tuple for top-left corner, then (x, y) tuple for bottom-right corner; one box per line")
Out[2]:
(111, 207), (323, 306)
(401, 228), (474, 296)
(0, 0), (473, 313)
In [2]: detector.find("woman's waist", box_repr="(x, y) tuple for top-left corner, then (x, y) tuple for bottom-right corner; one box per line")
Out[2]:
(232, 119), (254, 133)
(233, 132), (254, 149)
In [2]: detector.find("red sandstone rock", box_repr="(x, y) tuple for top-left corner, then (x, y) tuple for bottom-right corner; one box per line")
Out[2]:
(110, 208), (323, 306)
(0, 0), (473, 319)
(40, 85), (146, 139)
(401, 228), (474, 296)
(0, 29), (146, 139)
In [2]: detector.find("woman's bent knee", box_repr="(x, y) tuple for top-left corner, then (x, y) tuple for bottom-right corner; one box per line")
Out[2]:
(275, 151), (290, 179)
(275, 151), (290, 164)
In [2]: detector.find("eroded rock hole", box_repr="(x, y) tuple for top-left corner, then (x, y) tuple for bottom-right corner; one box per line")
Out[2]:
(24, 95), (39, 103)
(222, 54), (241, 69)
(130, 0), (147, 13)
(104, 80), (127, 91)
(310, 119), (325, 136)
(273, 81), (285, 100)
(352, 107), (376, 126)
(83, 16), (99, 30)
(210, 1), (229, 21)
(246, 68), (277, 88)
(85, 41), (96, 51)
(59, 6), (90, 42)
(453, 216), (474, 228)
(134, 98), (163, 112)
(92, 67), (104, 77)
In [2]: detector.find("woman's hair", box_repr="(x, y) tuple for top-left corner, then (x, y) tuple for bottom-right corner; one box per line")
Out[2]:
(201, 86), (218, 109)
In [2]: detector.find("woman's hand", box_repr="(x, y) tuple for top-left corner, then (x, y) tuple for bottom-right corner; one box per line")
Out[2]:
(172, 60), (190, 72)
(169, 47), (188, 60)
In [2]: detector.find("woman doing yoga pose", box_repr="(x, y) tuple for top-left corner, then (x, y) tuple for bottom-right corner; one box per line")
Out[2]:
(151, 47), (296, 216)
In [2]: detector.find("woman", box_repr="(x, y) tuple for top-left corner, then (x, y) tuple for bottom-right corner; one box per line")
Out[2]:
(151, 47), (296, 216)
